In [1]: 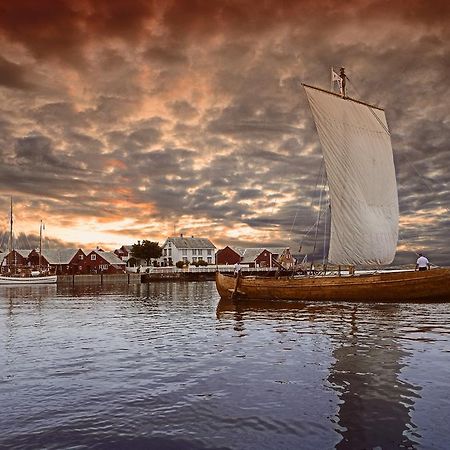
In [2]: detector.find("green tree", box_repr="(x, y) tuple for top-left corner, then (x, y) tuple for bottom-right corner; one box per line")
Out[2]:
(131, 240), (162, 266)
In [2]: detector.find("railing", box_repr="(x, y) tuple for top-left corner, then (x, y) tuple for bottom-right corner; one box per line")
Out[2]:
(127, 265), (278, 274)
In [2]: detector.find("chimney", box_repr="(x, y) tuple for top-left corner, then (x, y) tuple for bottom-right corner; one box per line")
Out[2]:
(180, 233), (183, 238)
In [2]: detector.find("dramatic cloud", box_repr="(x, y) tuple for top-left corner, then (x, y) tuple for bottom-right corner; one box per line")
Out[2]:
(0, 0), (449, 264)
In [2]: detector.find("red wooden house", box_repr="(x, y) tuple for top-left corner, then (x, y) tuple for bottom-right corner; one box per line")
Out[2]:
(215, 246), (243, 265)
(81, 250), (126, 274)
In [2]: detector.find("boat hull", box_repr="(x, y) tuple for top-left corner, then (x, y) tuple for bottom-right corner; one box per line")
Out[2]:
(0, 275), (57, 285)
(215, 269), (450, 302)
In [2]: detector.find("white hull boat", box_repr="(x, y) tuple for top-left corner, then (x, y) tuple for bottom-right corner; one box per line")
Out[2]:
(0, 275), (57, 285)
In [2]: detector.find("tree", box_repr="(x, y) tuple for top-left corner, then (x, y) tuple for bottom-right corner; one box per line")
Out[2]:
(130, 240), (162, 266)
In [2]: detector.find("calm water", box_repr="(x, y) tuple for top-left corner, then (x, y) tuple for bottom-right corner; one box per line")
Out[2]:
(1, 282), (450, 450)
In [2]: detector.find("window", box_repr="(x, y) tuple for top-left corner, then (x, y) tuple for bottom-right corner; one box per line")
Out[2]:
(192, 257), (197, 262)
(182, 257), (188, 262)
(207, 257), (212, 264)
(198, 249), (203, 255)
(79, 254), (84, 260)
(192, 249), (197, 255)
(182, 249), (187, 256)
(207, 249), (212, 255)
(168, 249), (172, 257)
(163, 249), (167, 256)
(91, 254), (96, 260)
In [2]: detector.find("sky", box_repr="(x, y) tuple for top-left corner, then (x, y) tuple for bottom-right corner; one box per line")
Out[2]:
(0, 0), (449, 265)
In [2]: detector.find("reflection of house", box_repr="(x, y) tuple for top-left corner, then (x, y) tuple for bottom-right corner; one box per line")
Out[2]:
(81, 250), (126, 274)
(216, 246), (287, 268)
(160, 235), (216, 265)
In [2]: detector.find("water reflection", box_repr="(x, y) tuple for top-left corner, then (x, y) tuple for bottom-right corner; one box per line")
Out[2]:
(216, 299), (422, 449)
(329, 304), (421, 449)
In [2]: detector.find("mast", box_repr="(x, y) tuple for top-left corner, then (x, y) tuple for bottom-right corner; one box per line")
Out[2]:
(39, 220), (43, 271)
(9, 197), (15, 273)
(9, 197), (13, 254)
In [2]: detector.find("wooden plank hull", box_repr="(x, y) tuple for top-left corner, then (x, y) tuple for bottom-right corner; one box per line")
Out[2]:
(215, 269), (450, 302)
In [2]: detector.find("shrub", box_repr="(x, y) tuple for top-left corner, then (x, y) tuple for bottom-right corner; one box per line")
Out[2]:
(175, 261), (184, 268)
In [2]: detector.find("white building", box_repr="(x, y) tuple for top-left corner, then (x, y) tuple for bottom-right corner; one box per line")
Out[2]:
(160, 235), (216, 265)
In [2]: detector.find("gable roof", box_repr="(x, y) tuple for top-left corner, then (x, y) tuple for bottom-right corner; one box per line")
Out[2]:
(166, 237), (216, 249)
(15, 249), (33, 258)
(41, 248), (82, 265)
(91, 250), (126, 265)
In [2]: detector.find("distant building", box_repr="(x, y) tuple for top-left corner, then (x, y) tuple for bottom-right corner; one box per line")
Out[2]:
(81, 250), (127, 274)
(216, 246), (287, 268)
(160, 235), (216, 265)
(215, 246), (244, 265)
(2, 249), (33, 271)
(114, 245), (133, 262)
(241, 248), (286, 268)
(28, 248), (86, 274)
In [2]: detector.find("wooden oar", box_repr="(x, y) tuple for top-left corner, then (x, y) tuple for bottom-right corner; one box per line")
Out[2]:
(231, 271), (241, 300)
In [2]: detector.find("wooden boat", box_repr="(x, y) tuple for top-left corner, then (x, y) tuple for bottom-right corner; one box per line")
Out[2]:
(216, 69), (450, 302)
(216, 270), (450, 302)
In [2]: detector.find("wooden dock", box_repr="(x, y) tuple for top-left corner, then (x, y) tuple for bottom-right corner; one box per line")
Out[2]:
(57, 267), (278, 284)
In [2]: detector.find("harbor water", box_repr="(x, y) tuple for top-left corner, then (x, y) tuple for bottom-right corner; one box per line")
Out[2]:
(1, 282), (450, 449)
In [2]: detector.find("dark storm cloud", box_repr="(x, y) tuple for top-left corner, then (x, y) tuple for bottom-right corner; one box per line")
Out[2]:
(0, 0), (449, 261)
(168, 100), (198, 120)
(0, 0), (156, 64)
(0, 56), (34, 90)
(143, 45), (188, 66)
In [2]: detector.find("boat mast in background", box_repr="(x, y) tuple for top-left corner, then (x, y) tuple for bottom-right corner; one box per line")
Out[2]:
(39, 219), (43, 271)
(9, 197), (13, 254)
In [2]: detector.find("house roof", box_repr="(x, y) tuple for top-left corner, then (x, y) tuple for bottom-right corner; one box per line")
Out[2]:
(41, 248), (81, 265)
(166, 237), (216, 249)
(92, 250), (126, 265)
(15, 249), (33, 258)
(241, 247), (287, 264)
(228, 246), (245, 256)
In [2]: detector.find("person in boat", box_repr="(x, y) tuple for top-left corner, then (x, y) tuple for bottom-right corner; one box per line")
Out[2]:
(415, 253), (430, 271)
(233, 262), (242, 277)
(339, 67), (347, 97)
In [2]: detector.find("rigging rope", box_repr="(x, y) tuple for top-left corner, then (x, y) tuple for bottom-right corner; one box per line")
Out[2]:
(297, 158), (325, 252)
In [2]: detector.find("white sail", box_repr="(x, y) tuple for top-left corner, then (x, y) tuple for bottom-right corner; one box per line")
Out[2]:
(304, 85), (399, 266)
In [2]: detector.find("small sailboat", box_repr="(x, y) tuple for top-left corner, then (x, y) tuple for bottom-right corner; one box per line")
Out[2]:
(0, 199), (57, 285)
(216, 69), (450, 302)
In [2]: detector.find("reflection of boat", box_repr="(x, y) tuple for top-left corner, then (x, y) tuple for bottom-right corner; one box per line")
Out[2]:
(0, 198), (56, 285)
(216, 297), (422, 447)
(216, 71), (450, 302)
